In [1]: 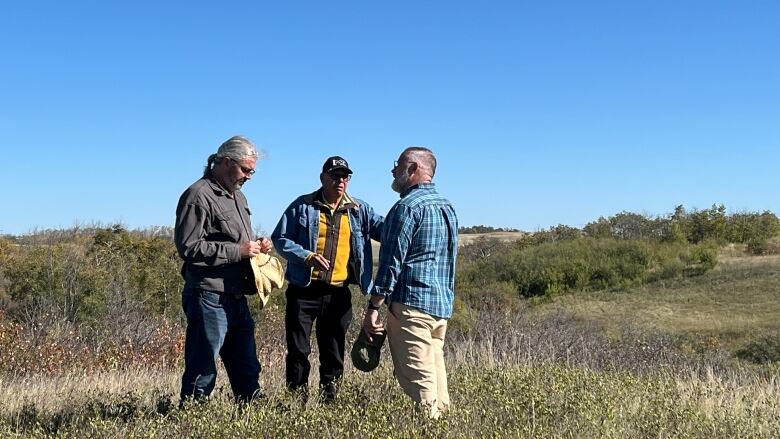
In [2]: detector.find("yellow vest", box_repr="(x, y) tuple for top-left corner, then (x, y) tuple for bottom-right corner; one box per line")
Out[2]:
(311, 194), (353, 286)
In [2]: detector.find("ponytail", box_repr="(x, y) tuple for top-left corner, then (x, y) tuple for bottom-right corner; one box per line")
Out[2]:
(202, 153), (218, 177)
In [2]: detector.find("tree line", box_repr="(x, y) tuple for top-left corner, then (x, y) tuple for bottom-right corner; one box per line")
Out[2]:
(0, 204), (777, 339)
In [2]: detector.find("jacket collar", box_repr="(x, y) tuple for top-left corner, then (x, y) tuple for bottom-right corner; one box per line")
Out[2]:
(303, 189), (360, 210)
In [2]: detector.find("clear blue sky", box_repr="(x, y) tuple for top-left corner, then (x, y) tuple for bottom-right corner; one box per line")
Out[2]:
(1, 1), (778, 236)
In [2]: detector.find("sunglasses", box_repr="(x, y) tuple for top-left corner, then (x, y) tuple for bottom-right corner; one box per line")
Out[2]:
(328, 172), (352, 181)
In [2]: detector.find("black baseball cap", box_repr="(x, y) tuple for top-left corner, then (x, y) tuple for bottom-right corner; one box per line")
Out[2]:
(322, 156), (353, 174)
(351, 330), (386, 372)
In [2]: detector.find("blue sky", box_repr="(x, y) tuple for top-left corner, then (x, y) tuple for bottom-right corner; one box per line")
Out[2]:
(1, 1), (778, 236)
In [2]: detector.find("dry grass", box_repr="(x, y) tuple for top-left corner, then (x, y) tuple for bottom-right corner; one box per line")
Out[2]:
(0, 369), (178, 416)
(1, 347), (778, 437)
(674, 367), (780, 420)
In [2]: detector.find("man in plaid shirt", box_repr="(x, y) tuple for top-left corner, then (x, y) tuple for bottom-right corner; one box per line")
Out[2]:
(361, 146), (458, 419)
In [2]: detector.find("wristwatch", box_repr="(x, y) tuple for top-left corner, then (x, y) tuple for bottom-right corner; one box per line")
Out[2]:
(367, 301), (381, 311)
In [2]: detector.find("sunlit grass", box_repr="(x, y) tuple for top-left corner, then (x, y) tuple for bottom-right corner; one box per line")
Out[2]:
(0, 363), (777, 438)
(1, 243), (779, 437)
(544, 254), (780, 350)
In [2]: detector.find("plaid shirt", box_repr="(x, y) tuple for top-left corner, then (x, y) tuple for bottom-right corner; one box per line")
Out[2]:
(372, 183), (458, 319)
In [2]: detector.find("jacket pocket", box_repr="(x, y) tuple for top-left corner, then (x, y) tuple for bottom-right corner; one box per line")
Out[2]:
(214, 211), (237, 240)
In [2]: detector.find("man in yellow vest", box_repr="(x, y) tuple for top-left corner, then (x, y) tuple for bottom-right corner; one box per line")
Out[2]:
(272, 156), (383, 403)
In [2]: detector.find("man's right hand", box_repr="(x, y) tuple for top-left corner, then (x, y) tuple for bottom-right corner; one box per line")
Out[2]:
(306, 253), (331, 271)
(239, 240), (263, 259)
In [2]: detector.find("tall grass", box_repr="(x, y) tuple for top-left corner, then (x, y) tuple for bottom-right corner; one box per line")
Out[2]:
(1, 227), (779, 437)
(1, 298), (778, 437)
(1, 349), (777, 437)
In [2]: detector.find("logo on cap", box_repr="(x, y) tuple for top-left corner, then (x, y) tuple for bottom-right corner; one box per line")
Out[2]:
(322, 156), (352, 174)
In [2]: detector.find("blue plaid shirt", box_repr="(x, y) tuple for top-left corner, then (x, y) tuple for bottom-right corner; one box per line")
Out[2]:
(372, 183), (458, 319)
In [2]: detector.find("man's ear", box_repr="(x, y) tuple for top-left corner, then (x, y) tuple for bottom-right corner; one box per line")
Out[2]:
(212, 158), (227, 177)
(319, 172), (326, 185)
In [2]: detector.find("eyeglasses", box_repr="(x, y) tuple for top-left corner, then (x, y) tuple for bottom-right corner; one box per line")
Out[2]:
(328, 172), (351, 181)
(231, 159), (256, 176)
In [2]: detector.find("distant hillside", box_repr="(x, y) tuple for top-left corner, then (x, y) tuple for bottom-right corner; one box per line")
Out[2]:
(370, 231), (525, 263)
(458, 231), (526, 245)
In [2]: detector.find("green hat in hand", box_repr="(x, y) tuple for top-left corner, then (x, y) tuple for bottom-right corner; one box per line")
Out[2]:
(351, 330), (386, 372)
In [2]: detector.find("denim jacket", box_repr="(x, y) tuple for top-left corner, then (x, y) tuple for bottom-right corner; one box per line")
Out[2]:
(271, 190), (384, 293)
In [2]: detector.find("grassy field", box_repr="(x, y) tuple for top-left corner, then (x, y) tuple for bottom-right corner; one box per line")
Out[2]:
(1, 239), (779, 437)
(542, 253), (780, 352)
(1, 355), (778, 437)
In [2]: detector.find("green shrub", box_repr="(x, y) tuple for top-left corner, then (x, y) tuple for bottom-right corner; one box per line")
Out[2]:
(581, 205), (778, 245)
(726, 211), (780, 244)
(684, 242), (718, 275)
(448, 297), (477, 333)
(457, 238), (718, 300)
(0, 226), (183, 326)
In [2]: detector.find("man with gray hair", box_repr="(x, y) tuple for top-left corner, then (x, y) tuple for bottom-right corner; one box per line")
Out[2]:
(361, 146), (458, 418)
(175, 135), (272, 405)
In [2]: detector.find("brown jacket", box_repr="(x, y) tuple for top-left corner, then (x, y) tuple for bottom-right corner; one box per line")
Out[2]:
(174, 177), (256, 294)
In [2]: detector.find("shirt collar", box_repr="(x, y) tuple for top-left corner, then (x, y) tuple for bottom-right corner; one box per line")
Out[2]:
(205, 177), (233, 198)
(314, 189), (356, 211)
(400, 182), (435, 198)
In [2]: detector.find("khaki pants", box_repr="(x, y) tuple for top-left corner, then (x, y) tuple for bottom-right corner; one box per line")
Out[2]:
(386, 302), (449, 418)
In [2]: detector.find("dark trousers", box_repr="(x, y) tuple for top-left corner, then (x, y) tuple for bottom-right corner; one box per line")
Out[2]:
(285, 282), (352, 395)
(180, 288), (262, 404)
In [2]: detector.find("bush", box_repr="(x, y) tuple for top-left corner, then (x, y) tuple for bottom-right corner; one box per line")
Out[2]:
(457, 238), (718, 300)
(736, 331), (780, 364)
(582, 205), (779, 245)
(746, 238), (780, 256)
(456, 281), (520, 311)
(726, 211), (780, 244)
(684, 242), (718, 275)
(448, 297), (477, 334)
(1, 226), (183, 325)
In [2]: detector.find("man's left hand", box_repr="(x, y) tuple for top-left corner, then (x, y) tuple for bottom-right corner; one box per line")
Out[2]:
(362, 309), (384, 335)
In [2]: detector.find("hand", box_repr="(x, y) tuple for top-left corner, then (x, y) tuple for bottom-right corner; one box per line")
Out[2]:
(306, 253), (330, 271)
(257, 237), (273, 254)
(239, 240), (263, 259)
(362, 308), (384, 335)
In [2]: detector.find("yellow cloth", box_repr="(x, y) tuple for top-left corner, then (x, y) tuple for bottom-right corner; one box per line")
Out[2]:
(249, 252), (285, 308)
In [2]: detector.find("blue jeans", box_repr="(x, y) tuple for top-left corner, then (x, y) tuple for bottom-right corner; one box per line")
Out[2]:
(180, 288), (262, 404)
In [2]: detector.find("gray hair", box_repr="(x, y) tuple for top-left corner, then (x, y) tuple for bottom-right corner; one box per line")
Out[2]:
(401, 146), (437, 178)
(203, 135), (259, 177)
